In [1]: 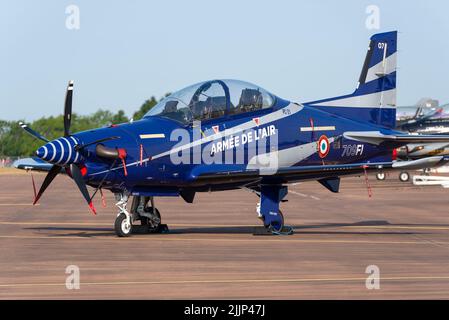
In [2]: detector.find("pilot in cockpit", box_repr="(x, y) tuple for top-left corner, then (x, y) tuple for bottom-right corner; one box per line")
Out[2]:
(161, 100), (188, 123)
(238, 88), (263, 113)
(163, 100), (178, 114)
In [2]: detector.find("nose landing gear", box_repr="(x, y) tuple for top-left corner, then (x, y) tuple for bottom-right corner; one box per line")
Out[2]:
(114, 193), (132, 237)
(113, 194), (168, 237)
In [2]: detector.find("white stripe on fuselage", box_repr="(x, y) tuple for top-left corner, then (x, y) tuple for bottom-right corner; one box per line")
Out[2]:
(90, 103), (303, 176)
(150, 103), (303, 161)
(247, 137), (335, 171)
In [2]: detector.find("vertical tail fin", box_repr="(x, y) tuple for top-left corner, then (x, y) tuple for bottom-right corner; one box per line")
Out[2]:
(306, 31), (397, 128)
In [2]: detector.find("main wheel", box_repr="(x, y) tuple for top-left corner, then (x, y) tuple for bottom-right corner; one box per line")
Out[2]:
(376, 172), (386, 181)
(140, 207), (162, 233)
(262, 210), (284, 233)
(115, 213), (132, 237)
(399, 171), (410, 182)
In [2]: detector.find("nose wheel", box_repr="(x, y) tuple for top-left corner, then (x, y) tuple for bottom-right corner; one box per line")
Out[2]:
(114, 193), (133, 237)
(115, 213), (132, 237)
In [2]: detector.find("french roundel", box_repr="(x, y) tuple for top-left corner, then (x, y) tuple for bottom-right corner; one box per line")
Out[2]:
(318, 135), (330, 158)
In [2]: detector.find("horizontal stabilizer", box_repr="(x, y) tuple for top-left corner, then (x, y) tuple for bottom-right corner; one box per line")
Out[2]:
(344, 131), (449, 145)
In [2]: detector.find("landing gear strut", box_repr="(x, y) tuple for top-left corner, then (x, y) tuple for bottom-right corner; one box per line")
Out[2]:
(113, 194), (168, 237)
(255, 185), (293, 235)
(131, 196), (167, 233)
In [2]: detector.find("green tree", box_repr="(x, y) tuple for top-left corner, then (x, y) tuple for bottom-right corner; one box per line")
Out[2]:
(132, 97), (158, 121)
(0, 109), (131, 157)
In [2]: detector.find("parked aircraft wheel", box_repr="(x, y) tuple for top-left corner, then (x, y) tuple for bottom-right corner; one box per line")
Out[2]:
(141, 207), (162, 233)
(115, 213), (132, 237)
(376, 172), (386, 181)
(399, 171), (410, 182)
(263, 210), (284, 232)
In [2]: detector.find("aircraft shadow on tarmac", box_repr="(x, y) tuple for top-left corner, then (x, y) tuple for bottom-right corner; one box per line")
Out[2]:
(23, 220), (432, 237)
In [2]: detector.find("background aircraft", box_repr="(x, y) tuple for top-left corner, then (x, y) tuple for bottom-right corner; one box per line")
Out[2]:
(17, 31), (449, 237)
(376, 99), (449, 181)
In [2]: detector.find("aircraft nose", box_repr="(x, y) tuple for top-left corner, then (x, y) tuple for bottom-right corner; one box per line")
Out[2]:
(35, 137), (81, 165)
(36, 146), (47, 159)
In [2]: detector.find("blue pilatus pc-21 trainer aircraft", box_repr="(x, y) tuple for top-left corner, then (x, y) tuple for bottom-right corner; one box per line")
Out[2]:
(18, 31), (449, 236)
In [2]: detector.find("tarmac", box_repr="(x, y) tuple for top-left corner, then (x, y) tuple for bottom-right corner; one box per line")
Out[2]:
(1, 169), (449, 299)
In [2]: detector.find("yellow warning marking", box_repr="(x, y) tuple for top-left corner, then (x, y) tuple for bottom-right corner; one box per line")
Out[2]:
(139, 134), (165, 139)
(300, 126), (336, 132)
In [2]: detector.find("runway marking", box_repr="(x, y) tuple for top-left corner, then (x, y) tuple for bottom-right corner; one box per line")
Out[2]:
(2, 275), (449, 288)
(0, 204), (38, 206)
(344, 225), (449, 231)
(0, 221), (259, 228)
(289, 190), (320, 200)
(289, 191), (307, 197)
(0, 235), (91, 240)
(0, 221), (112, 226)
(0, 235), (449, 246)
(1, 221), (449, 230)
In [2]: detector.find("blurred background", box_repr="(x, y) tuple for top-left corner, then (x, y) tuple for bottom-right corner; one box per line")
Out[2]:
(1, 0), (449, 157)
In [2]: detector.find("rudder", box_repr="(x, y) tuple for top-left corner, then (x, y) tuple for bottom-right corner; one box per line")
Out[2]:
(306, 31), (397, 128)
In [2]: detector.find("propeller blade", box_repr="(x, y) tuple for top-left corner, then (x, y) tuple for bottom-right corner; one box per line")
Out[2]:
(19, 122), (49, 142)
(74, 136), (121, 151)
(69, 164), (97, 215)
(33, 165), (61, 205)
(64, 80), (74, 137)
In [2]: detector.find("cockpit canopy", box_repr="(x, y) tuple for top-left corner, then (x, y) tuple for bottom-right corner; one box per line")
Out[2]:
(144, 80), (276, 124)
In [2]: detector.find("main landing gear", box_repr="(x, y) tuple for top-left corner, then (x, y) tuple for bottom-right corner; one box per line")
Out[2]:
(113, 193), (168, 237)
(255, 185), (293, 236)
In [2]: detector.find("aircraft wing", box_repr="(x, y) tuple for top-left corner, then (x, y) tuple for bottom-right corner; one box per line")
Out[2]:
(193, 156), (449, 184)
(13, 157), (55, 172)
(344, 131), (449, 146)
